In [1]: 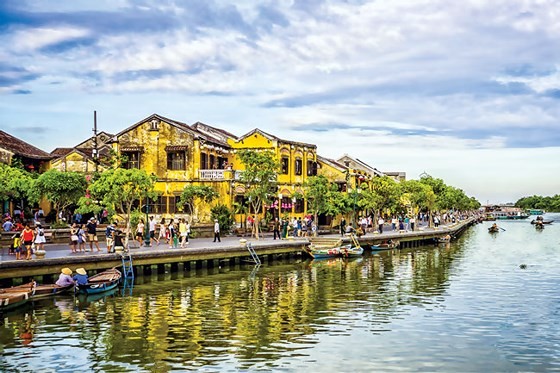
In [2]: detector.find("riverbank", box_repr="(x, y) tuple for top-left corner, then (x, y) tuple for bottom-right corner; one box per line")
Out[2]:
(0, 218), (476, 284)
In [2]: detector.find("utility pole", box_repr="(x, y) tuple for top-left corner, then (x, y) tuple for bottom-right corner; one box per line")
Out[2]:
(93, 110), (99, 173)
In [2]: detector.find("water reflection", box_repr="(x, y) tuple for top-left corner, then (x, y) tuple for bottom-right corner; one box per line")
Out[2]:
(1, 217), (559, 371)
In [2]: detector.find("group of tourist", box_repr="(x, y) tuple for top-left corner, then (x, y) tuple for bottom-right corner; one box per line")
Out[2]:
(135, 216), (195, 248)
(68, 218), (101, 253)
(8, 222), (46, 260)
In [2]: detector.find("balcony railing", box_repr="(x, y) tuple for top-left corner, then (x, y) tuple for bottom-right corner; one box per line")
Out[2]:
(199, 169), (227, 180)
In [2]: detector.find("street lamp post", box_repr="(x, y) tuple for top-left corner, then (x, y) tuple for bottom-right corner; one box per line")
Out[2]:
(143, 204), (150, 247)
(278, 193), (283, 220)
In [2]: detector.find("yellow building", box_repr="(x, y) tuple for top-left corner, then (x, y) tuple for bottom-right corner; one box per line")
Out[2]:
(50, 131), (114, 173)
(228, 128), (318, 220)
(111, 114), (234, 222)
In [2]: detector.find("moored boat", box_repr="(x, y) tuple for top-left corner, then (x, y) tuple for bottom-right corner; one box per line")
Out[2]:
(308, 245), (346, 259)
(371, 239), (400, 251)
(76, 268), (121, 295)
(2, 281), (73, 299)
(0, 290), (32, 312)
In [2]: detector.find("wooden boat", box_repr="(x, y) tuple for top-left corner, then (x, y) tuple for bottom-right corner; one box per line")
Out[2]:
(488, 226), (500, 233)
(371, 240), (399, 251)
(2, 281), (73, 299)
(308, 245), (346, 259)
(530, 219), (553, 225)
(340, 233), (364, 257)
(76, 268), (121, 295)
(340, 245), (364, 257)
(436, 236), (452, 243)
(0, 290), (32, 312)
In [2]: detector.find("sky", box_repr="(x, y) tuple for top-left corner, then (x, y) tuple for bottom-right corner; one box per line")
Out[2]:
(1, 0), (559, 205)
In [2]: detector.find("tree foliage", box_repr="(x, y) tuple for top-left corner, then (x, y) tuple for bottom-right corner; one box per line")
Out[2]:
(237, 149), (280, 239)
(515, 195), (560, 212)
(78, 168), (158, 241)
(179, 184), (219, 222)
(31, 169), (87, 222)
(0, 163), (34, 202)
(305, 175), (345, 233)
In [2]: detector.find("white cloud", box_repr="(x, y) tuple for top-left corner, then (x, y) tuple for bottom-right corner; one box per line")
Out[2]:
(8, 26), (90, 53)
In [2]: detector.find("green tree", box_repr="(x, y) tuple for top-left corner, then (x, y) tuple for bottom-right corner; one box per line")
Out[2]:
(179, 185), (219, 223)
(304, 175), (345, 234)
(370, 176), (401, 217)
(30, 169), (87, 222)
(0, 163), (34, 207)
(210, 204), (234, 233)
(237, 149), (280, 240)
(78, 168), (157, 244)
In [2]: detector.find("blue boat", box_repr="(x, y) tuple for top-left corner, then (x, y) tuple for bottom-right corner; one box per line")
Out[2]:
(76, 268), (121, 295)
(371, 240), (399, 251)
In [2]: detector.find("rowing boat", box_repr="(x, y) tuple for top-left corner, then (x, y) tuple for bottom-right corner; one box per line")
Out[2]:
(0, 290), (32, 312)
(2, 281), (73, 299)
(75, 268), (122, 295)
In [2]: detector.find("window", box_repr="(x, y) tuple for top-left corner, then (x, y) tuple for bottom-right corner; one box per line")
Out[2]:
(147, 196), (167, 214)
(169, 196), (177, 214)
(149, 119), (159, 131)
(200, 153), (208, 169)
(281, 157), (289, 174)
(306, 160), (318, 176)
(209, 154), (216, 169)
(294, 198), (304, 213)
(122, 151), (140, 169)
(280, 197), (292, 213)
(295, 158), (302, 175)
(167, 151), (186, 170)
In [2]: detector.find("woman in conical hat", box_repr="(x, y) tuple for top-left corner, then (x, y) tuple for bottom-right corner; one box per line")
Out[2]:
(56, 267), (75, 287)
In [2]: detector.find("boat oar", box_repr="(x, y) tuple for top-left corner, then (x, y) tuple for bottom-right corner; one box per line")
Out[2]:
(499, 227), (506, 231)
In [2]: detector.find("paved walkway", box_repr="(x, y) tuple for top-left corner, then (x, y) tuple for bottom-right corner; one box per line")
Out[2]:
(0, 220), (443, 263)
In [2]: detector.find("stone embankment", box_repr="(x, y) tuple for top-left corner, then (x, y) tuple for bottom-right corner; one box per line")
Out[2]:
(0, 218), (475, 285)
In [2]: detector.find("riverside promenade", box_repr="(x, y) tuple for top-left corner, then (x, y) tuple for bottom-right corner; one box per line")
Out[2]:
(0, 218), (475, 284)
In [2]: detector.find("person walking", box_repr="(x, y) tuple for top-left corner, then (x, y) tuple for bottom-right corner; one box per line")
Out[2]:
(34, 223), (46, 253)
(70, 223), (79, 253)
(136, 220), (145, 246)
(21, 224), (35, 260)
(378, 216), (384, 234)
(158, 218), (167, 246)
(86, 218), (101, 252)
(273, 218), (281, 240)
(179, 218), (188, 248)
(340, 217), (346, 237)
(410, 216), (416, 231)
(77, 224), (87, 253)
(213, 219), (221, 242)
(105, 222), (115, 253)
(148, 216), (159, 246)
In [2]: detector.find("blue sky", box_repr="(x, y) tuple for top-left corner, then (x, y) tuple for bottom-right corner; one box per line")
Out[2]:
(1, 0), (559, 204)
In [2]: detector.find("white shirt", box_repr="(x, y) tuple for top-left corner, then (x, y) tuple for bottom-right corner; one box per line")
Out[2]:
(149, 220), (157, 232)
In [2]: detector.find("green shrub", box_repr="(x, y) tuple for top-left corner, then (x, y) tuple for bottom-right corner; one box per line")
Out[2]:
(210, 204), (234, 233)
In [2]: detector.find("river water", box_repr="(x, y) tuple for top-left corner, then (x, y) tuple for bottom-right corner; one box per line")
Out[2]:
(1, 214), (559, 372)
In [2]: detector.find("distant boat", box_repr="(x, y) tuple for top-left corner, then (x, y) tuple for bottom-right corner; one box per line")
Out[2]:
(493, 211), (529, 220)
(530, 219), (553, 225)
(527, 209), (545, 215)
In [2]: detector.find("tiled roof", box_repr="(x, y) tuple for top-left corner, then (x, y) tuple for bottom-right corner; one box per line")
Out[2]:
(50, 147), (74, 157)
(0, 130), (52, 160)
